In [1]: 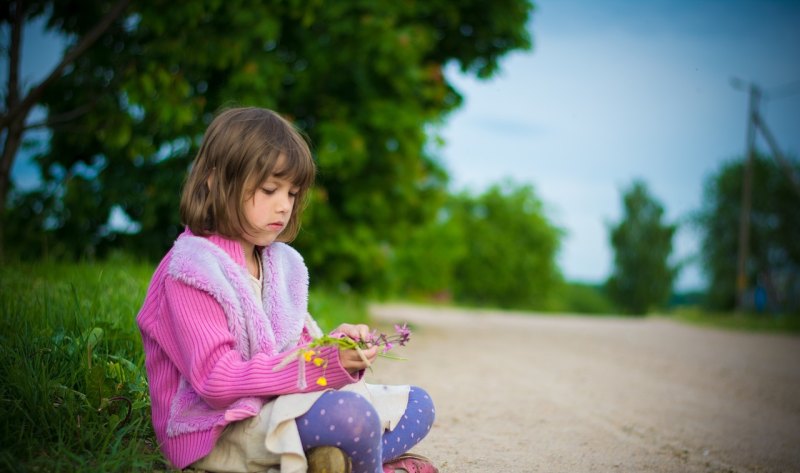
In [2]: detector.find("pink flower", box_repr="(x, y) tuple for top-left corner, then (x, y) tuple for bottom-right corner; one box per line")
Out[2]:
(394, 323), (411, 346)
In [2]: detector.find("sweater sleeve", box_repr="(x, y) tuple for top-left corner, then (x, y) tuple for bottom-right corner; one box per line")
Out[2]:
(158, 277), (358, 409)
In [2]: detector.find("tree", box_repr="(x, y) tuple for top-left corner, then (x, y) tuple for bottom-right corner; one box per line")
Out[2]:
(606, 180), (678, 315)
(1, 0), (132, 258)
(385, 207), (467, 299)
(697, 155), (800, 313)
(449, 181), (563, 310)
(3, 1), (534, 293)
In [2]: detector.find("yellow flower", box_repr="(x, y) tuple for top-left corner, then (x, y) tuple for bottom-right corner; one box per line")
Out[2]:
(303, 350), (315, 362)
(313, 357), (325, 367)
(316, 377), (327, 386)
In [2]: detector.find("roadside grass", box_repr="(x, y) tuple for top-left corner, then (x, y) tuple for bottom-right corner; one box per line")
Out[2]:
(668, 307), (800, 334)
(0, 260), (366, 472)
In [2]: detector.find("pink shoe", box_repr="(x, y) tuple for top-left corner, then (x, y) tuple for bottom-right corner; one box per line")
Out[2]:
(382, 453), (439, 473)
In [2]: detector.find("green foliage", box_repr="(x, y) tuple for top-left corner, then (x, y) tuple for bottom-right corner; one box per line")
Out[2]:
(550, 281), (617, 314)
(449, 181), (563, 310)
(378, 181), (564, 311)
(6, 0), (534, 294)
(0, 260), (167, 471)
(670, 307), (800, 334)
(308, 288), (369, 333)
(0, 260), (365, 471)
(606, 180), (678, 315)
(696, 155), (800, 313)
(385, 207), (467, 299)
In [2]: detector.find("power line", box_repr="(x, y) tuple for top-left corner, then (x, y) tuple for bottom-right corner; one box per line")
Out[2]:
(765, 78), (800, 100)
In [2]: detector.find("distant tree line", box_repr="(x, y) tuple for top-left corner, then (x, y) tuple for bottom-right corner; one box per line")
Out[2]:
(605, 157), (800, 315)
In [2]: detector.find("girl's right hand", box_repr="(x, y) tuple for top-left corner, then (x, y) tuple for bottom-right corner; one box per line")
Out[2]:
(339, 344), (379, 374)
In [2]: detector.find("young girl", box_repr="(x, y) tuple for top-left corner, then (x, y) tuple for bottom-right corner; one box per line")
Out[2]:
(136, 107), (438, 473)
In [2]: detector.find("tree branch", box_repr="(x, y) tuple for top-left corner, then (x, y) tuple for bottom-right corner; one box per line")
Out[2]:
(0, 0), (131, 130)
(23, 103), (93, 130)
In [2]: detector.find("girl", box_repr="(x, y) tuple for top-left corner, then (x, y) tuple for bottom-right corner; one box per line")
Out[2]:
(136, 107), (438, 473)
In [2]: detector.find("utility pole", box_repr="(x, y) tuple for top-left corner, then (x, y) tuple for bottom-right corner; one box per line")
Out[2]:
(735, 84), (759, 312)
(731, 78), (800, 312)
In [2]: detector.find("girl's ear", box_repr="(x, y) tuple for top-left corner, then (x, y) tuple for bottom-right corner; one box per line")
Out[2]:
(206, 168), (215, 189)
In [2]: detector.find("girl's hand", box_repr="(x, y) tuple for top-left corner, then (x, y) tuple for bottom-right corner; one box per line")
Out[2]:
(339, 344), (379, 374)
(331, 323), (371, 343)
(331, 323), (378, 373)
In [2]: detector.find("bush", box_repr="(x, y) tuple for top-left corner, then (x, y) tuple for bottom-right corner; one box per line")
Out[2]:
(552, 282), (617, 314)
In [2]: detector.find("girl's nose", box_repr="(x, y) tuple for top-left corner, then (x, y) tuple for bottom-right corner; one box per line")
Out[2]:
(278, 193), (292, 212)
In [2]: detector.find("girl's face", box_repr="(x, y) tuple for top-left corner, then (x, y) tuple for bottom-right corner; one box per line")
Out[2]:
(238, 168), (299, 250)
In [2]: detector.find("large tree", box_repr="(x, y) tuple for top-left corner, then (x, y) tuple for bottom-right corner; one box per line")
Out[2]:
(606, 180), (678, 315)
(697, 155), (800, 313)
(2, 0), (534, 290)
(1, 0), (132, 257)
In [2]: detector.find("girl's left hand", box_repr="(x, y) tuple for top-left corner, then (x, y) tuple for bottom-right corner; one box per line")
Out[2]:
(331, 323), (371, 343)
(338, 344), (379, 374)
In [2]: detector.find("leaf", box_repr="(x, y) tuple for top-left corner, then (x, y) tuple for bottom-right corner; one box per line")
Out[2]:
(86, 363), (106, 408)
(85, 327), (104, 352)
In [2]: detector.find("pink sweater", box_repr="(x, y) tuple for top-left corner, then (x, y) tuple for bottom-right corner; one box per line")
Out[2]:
(136, 231), (358, 468)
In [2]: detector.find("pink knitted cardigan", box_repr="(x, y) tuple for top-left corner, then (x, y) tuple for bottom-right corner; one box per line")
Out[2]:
(136, 230), (358, 468)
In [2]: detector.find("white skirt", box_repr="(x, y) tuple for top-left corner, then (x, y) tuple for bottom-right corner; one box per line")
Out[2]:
(191, 380), (410, 473)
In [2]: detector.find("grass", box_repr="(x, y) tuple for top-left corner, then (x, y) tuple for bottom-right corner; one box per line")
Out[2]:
(0, 260), (366, 472)
(668, 307), (800, 334)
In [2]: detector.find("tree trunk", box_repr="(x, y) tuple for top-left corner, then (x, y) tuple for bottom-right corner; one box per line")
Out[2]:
(0, 0), (132, 261)
(0, 0), (24, 262)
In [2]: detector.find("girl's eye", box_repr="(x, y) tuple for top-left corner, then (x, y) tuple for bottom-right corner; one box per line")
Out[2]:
(289, 191), (298, 198)
(262, 188), (276, 195)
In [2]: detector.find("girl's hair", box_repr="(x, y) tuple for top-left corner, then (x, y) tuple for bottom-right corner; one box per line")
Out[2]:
(180, 107), (315, 242)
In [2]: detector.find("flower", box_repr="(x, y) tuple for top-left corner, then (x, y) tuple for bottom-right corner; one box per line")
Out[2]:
(273, 322), (413, 389)
(393, 323), (411, 346)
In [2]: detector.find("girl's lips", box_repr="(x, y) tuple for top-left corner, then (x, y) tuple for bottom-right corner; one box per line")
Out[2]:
(268, 222), (284, 229)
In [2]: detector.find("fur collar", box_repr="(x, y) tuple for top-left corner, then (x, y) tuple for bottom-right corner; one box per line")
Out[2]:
(168, 234), (309, 357)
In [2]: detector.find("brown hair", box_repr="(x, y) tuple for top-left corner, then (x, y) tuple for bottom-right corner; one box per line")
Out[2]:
(180, 107), (315, 242)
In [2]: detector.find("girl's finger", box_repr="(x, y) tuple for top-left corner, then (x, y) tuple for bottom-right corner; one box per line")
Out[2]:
(356, 324), (371, 340)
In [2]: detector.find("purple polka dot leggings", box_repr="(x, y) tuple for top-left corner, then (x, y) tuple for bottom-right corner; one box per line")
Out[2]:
(295, 386), (435, 473)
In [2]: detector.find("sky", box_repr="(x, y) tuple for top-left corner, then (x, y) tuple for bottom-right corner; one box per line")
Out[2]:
(8, 0), (800, 290)
(438, 0), (800, 290)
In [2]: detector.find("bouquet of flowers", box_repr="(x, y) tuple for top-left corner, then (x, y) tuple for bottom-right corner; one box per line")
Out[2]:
(275, 323), (412, 389)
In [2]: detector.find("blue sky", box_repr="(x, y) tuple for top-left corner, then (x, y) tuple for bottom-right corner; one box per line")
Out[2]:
(9, 0), (800, 290)
(439, 0), (800, 290)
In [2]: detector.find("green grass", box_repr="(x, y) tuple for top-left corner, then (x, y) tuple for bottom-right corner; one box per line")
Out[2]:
(0, 260), (366, 472)
(668, 307), (800, 333)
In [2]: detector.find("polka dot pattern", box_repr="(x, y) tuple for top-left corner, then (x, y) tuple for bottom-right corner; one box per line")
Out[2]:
(295, 387), (435, 473)
(380, 387), (435, 464)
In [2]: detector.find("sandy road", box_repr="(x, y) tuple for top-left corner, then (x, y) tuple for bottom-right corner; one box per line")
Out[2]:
(364, 304), (800, 473)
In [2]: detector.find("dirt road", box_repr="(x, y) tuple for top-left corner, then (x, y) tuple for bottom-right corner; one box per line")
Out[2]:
(365, 304), (800, 473)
